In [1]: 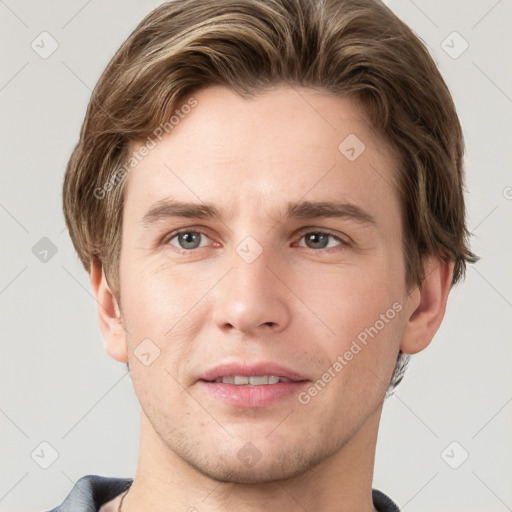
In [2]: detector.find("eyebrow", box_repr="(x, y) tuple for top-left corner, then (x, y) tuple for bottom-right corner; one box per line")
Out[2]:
(141, 199), (376, 226)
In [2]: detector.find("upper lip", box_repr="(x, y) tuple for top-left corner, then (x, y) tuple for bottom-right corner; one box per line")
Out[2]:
(199, 361), (309, 382)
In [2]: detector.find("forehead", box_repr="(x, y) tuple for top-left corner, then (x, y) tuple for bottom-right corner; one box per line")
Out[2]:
(122, 85), (399, 223)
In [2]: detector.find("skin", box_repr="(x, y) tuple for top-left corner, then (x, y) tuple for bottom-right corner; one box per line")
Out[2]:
(91, 85), (453, 512)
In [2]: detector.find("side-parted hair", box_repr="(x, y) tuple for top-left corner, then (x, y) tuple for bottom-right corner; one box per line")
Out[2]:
(62, 0), (477, 392)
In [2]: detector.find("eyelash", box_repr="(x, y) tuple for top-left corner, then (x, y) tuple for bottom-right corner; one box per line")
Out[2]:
(163, 228), (348, 253)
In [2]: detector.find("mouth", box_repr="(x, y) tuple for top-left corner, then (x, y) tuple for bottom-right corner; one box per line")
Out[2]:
(198, 362), (310, 407)
(204, 375), (297, 385)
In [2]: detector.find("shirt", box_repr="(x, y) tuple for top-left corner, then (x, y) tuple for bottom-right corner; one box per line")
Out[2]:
(47, 474), (401, 511)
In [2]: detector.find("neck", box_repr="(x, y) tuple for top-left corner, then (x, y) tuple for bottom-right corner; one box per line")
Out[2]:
(123, 404), (382, 512)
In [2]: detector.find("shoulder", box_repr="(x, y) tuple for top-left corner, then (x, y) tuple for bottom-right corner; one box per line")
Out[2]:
(372, 488), (401, 512)
(46, 474), (133, 512)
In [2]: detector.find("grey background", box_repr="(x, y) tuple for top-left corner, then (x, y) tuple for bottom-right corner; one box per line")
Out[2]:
(1, 1), (511, 511)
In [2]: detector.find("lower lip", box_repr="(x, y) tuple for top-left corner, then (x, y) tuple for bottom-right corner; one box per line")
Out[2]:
(198, 380), (309, 408)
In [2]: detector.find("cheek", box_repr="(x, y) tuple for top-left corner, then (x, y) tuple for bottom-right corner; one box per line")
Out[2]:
(302, 261), (402, 329)
(119, 257), (211, 369)
(121, 256), (196, 325)
(298, 260), (406, 385)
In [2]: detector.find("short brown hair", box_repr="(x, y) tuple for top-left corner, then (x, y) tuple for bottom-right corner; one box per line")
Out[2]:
(63, 0), (477, 392)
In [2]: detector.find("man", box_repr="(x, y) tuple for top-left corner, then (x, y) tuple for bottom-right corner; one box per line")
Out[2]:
(52, 0), (476, 510)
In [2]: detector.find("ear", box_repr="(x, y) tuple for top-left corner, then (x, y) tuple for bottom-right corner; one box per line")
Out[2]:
(400, 257), (454, 355)
(89, 260), (128, 363)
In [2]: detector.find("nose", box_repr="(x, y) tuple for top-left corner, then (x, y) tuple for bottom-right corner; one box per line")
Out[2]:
(211, 245), (291, 335)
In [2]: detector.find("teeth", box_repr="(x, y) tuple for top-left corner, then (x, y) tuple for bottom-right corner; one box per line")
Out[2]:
(212, 375), (291, 385)
(249, 375), (271, 385)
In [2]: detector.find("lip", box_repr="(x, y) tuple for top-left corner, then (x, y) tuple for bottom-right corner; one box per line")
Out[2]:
(198, 361), (309, 383)
(197, 361), (310, 408)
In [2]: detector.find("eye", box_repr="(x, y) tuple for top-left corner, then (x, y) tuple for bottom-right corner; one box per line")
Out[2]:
(298, 231), (345, 250)
(164, 229), (347, 252)
(167, 230), (211, 250)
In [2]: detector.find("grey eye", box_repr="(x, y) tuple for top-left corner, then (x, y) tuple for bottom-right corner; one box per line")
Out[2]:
(300, 232), (341, 250)
(169, 231), (205, 249)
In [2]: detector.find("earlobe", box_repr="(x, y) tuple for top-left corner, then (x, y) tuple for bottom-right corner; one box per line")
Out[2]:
(89, 260), (128, 363)
(400, 257), (454, 355)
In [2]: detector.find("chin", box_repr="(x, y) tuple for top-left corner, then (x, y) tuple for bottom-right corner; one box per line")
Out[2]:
(180, 439), (330, 485)
(191, 457), (312, 485)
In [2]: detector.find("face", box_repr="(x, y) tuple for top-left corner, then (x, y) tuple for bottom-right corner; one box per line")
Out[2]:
(117, 85), (412, 483)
